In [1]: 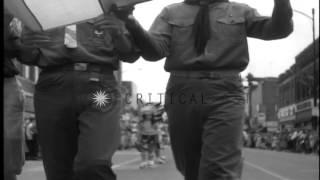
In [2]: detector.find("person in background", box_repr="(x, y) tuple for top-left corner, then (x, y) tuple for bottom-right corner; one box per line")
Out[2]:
(296, 130), (305, 153)
(4, 11), (25, 180)
(290, 129), (298, 152)
(309, 131), (317, 154)
(152, 106), (167, 164)
(25, 118), (39, 160)
(7, 1), (140, 179)
(136, 105), (158, 169)
(271, 133), (279, 151)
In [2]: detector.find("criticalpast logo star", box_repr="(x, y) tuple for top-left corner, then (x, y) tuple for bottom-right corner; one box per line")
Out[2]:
(92, 90), (112, 108)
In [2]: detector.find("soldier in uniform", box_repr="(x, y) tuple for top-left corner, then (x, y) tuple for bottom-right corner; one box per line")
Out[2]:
(8, 4), (139, 180)
(118, 0), (293, 179)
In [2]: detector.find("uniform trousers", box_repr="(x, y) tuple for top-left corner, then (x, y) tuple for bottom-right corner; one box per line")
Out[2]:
(34, 67), (121, 180)
(165, 74), (245, 180)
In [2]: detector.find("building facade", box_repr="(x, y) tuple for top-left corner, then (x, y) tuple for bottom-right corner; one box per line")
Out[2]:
(277, 38), (319, 131)
(249, 78), (279, 132)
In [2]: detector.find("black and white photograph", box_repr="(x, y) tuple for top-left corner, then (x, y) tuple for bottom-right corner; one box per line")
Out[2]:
(3, 0), (319, 180)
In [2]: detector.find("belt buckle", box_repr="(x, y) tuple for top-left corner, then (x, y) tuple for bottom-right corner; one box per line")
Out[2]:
(74, 63), (87, 71)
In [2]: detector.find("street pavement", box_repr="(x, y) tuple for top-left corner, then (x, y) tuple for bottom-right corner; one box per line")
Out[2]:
(18, 147), (319, 180)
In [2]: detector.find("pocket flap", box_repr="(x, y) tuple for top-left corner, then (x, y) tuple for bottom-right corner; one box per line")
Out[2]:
(168, 18), (194, 27)
(217, 17), (245, 24)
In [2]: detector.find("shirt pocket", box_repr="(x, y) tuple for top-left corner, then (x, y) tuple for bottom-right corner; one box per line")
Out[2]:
(167, 18), (194, 45)
(78, 24), (114, 52)
(216, 17), (246, 40)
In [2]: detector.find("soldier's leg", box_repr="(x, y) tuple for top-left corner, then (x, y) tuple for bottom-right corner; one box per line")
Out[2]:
(165, 99), (202, 180)
(74, 76), (121, 180)
(198, 94), (245, 180)
(34, 71), (78, 180)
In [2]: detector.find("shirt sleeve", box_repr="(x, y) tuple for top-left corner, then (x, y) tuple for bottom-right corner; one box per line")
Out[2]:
(118, 33), (141, 63)
(126, 7), (171, 61)
(149, 8), (172, 46)
(118, 22), (141, 63)
(4, 13), (41, 65)
(147, 7), (171, 58)
(15, 25), (42, 65)
(245, 1), (293, 40)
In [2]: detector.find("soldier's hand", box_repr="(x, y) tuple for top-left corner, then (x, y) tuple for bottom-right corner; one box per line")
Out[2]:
(112, 5), (135, 21)
(93, 16), (125, 37)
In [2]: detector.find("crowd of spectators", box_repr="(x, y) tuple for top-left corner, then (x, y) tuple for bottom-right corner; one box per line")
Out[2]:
(244, 129), (319, 155)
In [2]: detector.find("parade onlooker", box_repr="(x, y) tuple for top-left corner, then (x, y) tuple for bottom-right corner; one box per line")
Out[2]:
(279, 131), (288, 151)
(4, 11), (25, 180)
(309, 132), (319, 154)
(296, 130), (305, 153)
(271, 134), (277, 150)
(25, 118), (40, 160)
(289, 130), (298, 152)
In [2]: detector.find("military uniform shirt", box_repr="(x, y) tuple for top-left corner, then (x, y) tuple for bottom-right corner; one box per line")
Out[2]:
(145, 2), (293, 72)
(16, 15), (139, 69)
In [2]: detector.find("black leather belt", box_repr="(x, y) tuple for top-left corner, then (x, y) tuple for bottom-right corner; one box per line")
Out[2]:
(43, 63), (114, 74)
(170, 71), (240, 79)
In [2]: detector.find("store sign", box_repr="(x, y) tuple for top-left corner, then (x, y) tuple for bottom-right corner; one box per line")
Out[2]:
(278, 105), (296, 122)
(296, 99), (313, 112)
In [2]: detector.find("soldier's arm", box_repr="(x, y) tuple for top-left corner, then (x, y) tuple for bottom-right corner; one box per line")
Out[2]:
(93, 16), (141, 63)
(245, 0), (293, 40)
(117, 33), (141, 63)
(123, 8), (171, 61)
(11, 38), (42, 66)
(4, 12), (41, 65)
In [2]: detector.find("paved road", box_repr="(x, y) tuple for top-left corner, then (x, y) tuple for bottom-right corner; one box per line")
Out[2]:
(18, 148), (319, 180)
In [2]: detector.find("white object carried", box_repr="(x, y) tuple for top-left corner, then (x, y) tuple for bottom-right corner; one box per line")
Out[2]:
(4, 0), (151, 31)
(4, 0), (107, 31)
